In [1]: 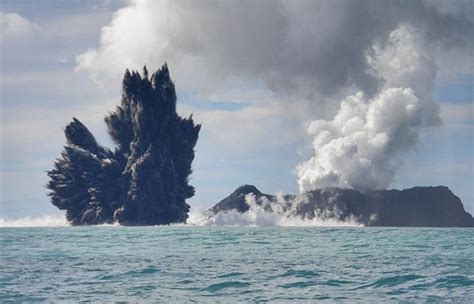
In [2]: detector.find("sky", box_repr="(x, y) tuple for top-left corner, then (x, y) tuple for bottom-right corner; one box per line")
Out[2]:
(1, 0), (473, 218)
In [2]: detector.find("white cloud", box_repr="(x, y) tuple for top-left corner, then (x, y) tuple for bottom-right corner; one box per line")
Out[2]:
(0, 11), (40, 41)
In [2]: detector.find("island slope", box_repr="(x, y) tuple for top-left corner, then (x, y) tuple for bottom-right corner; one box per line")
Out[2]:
(210, 185), (474, 227)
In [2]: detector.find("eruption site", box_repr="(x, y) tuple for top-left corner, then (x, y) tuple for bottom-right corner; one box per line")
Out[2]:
(47, 64), (201, 225)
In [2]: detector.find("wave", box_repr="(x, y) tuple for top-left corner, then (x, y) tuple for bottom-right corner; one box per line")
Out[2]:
(0, 214), (69, 227)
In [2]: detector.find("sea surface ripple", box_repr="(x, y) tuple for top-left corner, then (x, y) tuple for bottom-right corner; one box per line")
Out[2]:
(1, 227), (473, 302)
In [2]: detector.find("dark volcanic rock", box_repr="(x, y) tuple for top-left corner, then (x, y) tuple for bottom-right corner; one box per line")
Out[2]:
(47, 64), (201, 225)
(210, 185), (474, 227)
(211, 185), (274, 214)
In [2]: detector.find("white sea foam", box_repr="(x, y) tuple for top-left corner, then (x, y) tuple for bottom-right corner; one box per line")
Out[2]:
(0, 208), (361, 227)
(187, 194), (363, 227)
(0, 214), (69, 227)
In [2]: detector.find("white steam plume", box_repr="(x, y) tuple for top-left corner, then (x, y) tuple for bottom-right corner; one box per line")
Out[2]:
(297, 25), (440, 192)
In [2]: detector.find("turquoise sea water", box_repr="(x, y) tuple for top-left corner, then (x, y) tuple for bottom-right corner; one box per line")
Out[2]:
(1, 227), (473, 302)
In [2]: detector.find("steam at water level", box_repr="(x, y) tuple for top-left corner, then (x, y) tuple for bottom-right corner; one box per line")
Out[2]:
(188, 194), (362, 227)
(0, 214), (68, 227)
(297, 25), (440, 192)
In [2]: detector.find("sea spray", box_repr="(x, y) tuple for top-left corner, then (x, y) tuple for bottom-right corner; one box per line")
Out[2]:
(188, 194), (363, 227)
(0, 214), (68, 227)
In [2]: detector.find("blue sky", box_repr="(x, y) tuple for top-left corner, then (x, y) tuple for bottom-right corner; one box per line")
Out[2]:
(1, 0), (473, 218)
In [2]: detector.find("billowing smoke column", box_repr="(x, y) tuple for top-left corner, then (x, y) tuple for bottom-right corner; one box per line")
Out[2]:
(297, 25), (440, 192)
(75, 0), (472, 195)
(47, 64), (201, 225)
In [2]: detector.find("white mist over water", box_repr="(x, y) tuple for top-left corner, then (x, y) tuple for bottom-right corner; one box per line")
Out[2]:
(297, 25), (440, 192)
(0, 214), (68, 227)
(0, 214), (121, 227)
(187, 194), (362, 227)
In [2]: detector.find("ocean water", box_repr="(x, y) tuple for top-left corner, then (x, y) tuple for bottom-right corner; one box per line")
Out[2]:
(1, 226), (473, 302)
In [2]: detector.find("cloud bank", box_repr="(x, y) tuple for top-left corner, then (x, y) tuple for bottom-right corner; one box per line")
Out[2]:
(76, 0), (472, 99)
(74, 0), (472, 193)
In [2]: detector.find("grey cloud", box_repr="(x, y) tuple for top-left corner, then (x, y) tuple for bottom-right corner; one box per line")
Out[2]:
(77, 0), (473, 100)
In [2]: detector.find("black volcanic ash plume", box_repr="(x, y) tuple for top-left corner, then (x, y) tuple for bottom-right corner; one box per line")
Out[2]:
(47, 64), (201, 225)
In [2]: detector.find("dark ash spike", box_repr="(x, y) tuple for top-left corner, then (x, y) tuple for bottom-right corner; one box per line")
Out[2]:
(64, 118), (99, 153)
(47, 64), (201, 225)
